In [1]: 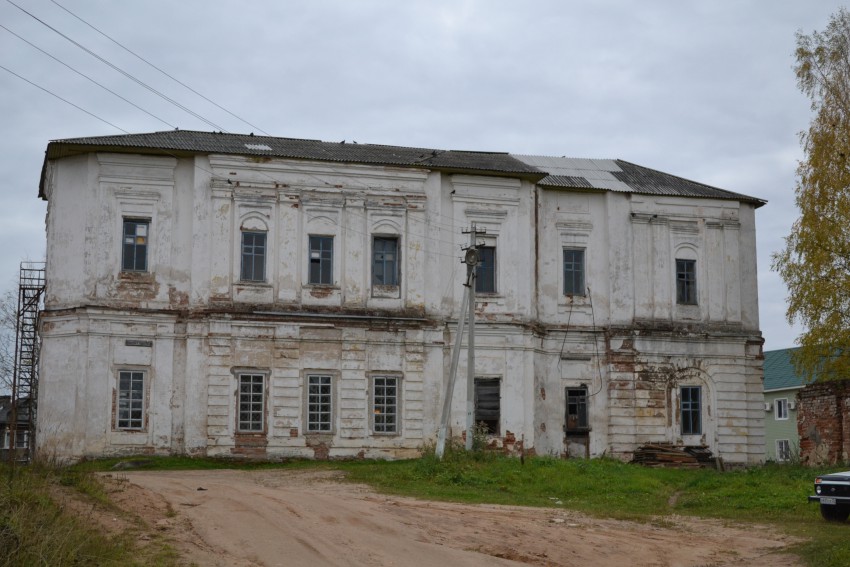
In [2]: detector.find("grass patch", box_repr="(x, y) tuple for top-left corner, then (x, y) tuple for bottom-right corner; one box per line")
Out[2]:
(25, 451), (850, 566)
(335, 450), (850, 567)
(1, 463), (146, 567)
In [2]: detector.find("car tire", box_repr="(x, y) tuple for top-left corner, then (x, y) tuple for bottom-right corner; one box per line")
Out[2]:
(820, 503), (850, 522)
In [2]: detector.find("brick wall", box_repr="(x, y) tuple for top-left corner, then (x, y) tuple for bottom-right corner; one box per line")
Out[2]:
(798, 380), (850, 465)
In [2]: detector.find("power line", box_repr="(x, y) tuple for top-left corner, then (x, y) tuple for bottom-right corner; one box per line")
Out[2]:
(6, 0), (228, 132)
(0, 64), (125, 132)
(0, 23), (175, 129)
(48, 0), (270, 136)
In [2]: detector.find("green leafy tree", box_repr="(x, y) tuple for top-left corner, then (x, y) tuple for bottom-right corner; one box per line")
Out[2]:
(773, 8), (850, 381)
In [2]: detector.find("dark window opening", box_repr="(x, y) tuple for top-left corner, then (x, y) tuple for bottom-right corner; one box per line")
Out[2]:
(309, 236), (333, 285)
(122, 219), (149, 272)
(680, 385), (701, 435)
(563, 249), (585, 296)
(241, 231), (267, 282)
(676, 259), (697, 305)
(475, 246), (496, 293)
(372, 237), (399, 286)
(566, 387), (589, 431)
(474, 378), (500, 434)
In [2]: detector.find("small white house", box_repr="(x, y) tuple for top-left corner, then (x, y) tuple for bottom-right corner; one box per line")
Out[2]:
(36, 131), (766, 464)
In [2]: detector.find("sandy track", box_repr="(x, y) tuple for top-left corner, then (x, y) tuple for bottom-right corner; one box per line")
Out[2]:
(104, 469), (802, 567)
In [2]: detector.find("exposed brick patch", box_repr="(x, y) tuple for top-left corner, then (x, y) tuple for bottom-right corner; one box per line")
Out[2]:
(798, 380), (850, 465)
(306, 438), (331, 460)
(231, 433), (268, 459)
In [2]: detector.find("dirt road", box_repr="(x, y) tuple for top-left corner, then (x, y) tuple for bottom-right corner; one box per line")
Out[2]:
(101, 469), (801, 567)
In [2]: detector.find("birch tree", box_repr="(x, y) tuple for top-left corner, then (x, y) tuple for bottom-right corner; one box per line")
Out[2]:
(773, 8), (850, 380)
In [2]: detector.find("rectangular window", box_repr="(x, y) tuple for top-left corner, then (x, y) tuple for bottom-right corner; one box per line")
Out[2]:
(308, 236), (334, 285)
(680, 385), (701, 435)
(372, 236), (399, 286)
(566, 387), (589, 431)
(307, 374), (333, 432)
(775, 398), (789, 420)
(116, 370), (145, 430)
(776, 439), (791, 462)
(676, 259), (697, 305)
(237, 374), (265, 432)
(475, 246), (496, 293)
(563, 249), (585, 296)
(15, 430), (28, 449)
(241, 231), (267, 282)
(372, 375), (399, 434)
(0, 430), (23, 449)
(474, 378), (500, 434)
(122, 219), (149, 272)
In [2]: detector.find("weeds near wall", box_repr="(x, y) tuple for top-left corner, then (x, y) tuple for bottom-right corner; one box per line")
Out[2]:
(0, 461), (168, 567)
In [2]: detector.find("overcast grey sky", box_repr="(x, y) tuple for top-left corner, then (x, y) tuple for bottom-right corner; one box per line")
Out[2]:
(0, 0), (844, 350)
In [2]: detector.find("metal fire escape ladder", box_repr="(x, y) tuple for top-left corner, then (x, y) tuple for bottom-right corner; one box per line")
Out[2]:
(9, 261), (46, 462)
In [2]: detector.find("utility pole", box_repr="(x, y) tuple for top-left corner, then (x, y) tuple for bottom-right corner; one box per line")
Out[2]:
(464, 225), (479, 450)
(435, 224), (483, 459)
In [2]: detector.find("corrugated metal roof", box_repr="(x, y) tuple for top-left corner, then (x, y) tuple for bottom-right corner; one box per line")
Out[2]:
(612, 160), (763, 205)
(44, 130), (542, 175)
(536, 175), (595, 188)
(513, 155), (633, 192)
(512, 154), (764, 206)
(41, 131), (766, 207)
(764, 348), (811, 391)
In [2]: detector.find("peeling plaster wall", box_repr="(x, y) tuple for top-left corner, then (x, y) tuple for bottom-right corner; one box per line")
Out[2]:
(37, 151), (764, 463)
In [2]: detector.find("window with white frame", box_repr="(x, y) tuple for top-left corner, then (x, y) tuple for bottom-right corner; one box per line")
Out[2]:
(122, 218), (149, 272)
(776, 439), (791, 462)
(2, 429), (28, 449)
(372, 375), (399, 434)
(307, 374), (333, 432)
(775, 398), (789, 420)
(116, 370), (145, 430)
(237, 374), (265, 432)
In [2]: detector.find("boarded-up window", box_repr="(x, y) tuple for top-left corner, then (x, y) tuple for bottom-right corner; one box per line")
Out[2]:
(474, 378), (500, 434)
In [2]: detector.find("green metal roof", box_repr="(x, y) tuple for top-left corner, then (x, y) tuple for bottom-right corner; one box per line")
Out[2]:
(764, 348), (812, 391)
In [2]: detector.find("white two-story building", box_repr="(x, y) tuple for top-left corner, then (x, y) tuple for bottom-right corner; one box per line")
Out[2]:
(36, 130), (766, 464)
